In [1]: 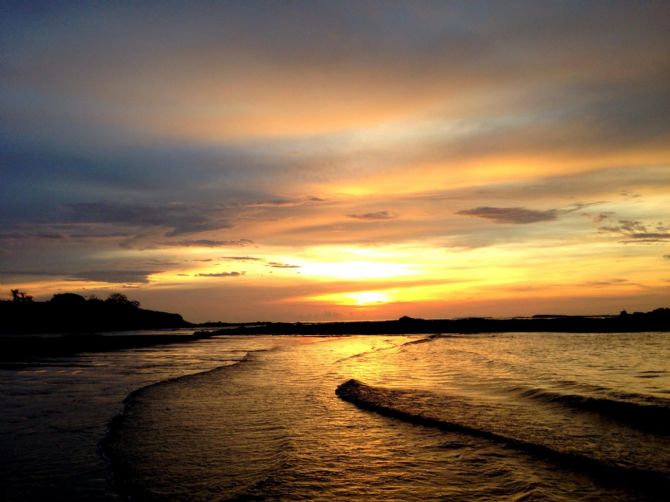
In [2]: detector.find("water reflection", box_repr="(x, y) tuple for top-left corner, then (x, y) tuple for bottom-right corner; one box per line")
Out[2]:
(104, 333), (669, 500)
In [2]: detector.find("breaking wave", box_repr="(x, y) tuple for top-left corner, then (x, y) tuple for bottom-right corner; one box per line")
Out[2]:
(336, 379), (670, 496)
(511, 385), (670, 434)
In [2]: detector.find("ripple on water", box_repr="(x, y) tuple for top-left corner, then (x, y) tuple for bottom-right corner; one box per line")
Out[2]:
(103, 333), (670, 501)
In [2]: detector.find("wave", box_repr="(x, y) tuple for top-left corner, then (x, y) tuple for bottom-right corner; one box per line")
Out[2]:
(336, 334), (462, 363)
(335, 337), (421, 363)
(99, 353), (255, 500)
(336, 379), (670, 495)
(512, 386), (670, 435)
(399, 333), (457, 346)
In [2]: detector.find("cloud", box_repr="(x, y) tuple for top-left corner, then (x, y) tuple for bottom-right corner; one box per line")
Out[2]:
(347, 211), (398, 220)
(197, 271), (245, 277)
(67, 270), (155, 284)
(166, 239), (253, 248)
(245, 197), (325, 208)
(0, 231), (68, 241)
(0, 270), (59, 277)
(462, 166), (669, 203)
(456, 206), (559, 224)
(221, 256), (263, 261)
(583, 278), (629, 287)
(599, 220), (670, 243)
(267, 262), (301, 269)
(0, 269), (155, 284)
(61, 202), (232, 237)
(664, 255), (670, 260)
(0, 226), (128, 243)
(588, 212), (614, 223)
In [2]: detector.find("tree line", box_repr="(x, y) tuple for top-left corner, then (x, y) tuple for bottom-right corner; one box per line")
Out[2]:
(8, 290), (140, 308)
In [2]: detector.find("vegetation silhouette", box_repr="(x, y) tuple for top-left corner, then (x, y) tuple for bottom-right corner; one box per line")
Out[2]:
(0, 290), (202, 363)
(0, 290), (191, 335)
(10, 289), (33, 302)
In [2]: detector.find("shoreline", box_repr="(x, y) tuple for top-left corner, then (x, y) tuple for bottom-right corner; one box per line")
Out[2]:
(1, 308), (667, 363)
(0, 332), (214, 364)
(201, 309), (670, 336)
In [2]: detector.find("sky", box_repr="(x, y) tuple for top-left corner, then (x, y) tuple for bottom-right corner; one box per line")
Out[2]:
(1, 0), (669, 322)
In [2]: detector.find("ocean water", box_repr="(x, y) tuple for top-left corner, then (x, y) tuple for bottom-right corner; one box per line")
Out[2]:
(0, 335), (275, 500)
(2, 332), (669, 500)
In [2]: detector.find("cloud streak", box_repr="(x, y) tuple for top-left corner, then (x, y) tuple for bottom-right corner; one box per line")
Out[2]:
(0, 269), (156, 284)
(347, 211), (398, 220)
(165, 239), (253, 248)
(599, 220), (670, 243)
(456, 207), (559, 224)
(197, 271), (245, 277)
(59, 202), (232, 237)
(267, 262), (301, 269)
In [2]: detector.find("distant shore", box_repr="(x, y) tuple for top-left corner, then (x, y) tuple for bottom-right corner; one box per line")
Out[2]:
(1, 301), (667, 364)
(201, 309), (670, 336)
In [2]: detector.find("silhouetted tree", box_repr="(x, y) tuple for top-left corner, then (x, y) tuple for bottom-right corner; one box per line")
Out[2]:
(10, 289), (33, 302)
(86, 294), (104, 304)
(50, 293), (87, 305)
(105, 293), (140, 308)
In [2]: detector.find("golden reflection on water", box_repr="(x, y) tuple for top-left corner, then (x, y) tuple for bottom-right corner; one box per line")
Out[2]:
(99, 333), (670, 501)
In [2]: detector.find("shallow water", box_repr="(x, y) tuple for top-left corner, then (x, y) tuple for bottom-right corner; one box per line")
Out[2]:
(104, 332), (669, 501)
(2, 332), (669, 500)
(0, 336), (275, 500)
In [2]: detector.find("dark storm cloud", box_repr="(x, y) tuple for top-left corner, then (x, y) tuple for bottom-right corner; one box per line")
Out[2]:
(347, 211), (398, 220)
(456, 207), (559, 224)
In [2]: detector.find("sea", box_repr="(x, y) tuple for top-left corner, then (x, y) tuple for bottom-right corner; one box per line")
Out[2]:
(1, 331), (669, 501)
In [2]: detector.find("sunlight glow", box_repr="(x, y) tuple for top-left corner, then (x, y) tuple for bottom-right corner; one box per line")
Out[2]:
(307, 289), (395, 306)
(349, 291), (392, 305)
(299, 260), (415, 280)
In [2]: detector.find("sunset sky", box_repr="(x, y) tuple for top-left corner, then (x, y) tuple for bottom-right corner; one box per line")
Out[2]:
(1, 1), (669, 322)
